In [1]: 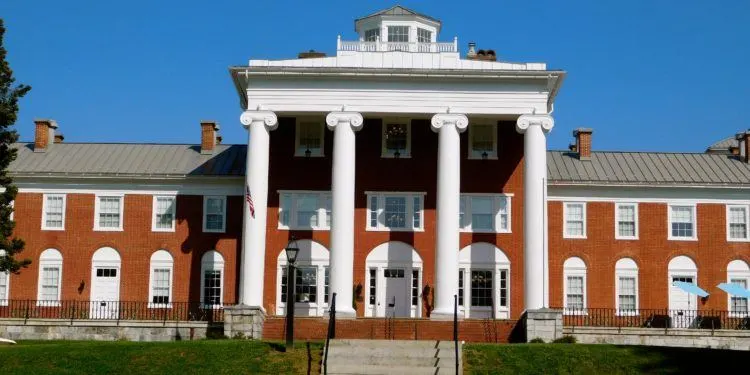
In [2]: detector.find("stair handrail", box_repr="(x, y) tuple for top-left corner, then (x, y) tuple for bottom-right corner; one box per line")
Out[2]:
(323, 292), (336, 375)
(454, 294), (459, 375)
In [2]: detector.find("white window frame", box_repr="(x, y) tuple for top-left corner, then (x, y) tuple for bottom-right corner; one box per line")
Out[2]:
(614, 203), (639, 240)
(0, 250), (8, 305)
(41, 193), (66, 231)
(277, 191), (331, 231)
(202, 196), (227, 233)
(200, 251), (225, 309)
(615, 264), (639, 316)
(381, 120), (411, 158)
(416, 28), (432, 43)
(148, 250), (174, 308)
(468, 124), (498, 160)
(563, 202), (587, 239)
(294, 118), (325, 157)
(365, 192), (425, 232)
(668, 204), (697, 241)
(37, 249), (63, 306)
(277, 265), (330, 315)
(152, 196), (177, 232)
(563, 258), (587, 315)
(459, 194), (512, 233)
(726, 204), (750, 242)
(727, 261), (750, 317)
(94, 194), (124, 231)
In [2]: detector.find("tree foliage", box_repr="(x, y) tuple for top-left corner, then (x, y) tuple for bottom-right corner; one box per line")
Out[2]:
(0, 18), (31, 273)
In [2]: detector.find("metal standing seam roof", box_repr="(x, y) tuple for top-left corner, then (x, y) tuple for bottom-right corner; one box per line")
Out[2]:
(9, 143), (247, 177)
(355, 5), (441, 24)
(547, 151), (750, 186)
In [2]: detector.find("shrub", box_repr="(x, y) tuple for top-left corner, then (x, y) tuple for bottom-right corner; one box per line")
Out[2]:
(552, 335), (576, 344)
(529, 338), (545, 343)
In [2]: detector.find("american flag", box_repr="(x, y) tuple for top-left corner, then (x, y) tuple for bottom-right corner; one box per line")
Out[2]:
(246, 185), (255, 218)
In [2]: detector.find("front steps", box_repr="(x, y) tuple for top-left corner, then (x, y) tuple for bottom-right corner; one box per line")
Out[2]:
(322, 339), (462, 374)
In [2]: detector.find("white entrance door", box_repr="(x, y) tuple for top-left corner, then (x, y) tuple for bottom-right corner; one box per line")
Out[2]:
(90, 267), (120, 319)
(383, 268), (409, 317)
(670, 276), (697, 328)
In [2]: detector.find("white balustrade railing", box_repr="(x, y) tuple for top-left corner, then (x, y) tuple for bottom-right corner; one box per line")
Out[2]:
(337, 36), (458, 53)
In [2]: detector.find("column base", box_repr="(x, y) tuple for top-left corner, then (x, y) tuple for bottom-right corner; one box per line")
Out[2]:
(223, 304), (266, 340)
(525, 308), (563, 343)
(430, 307), (458, 321)
(327, 305), (357, 319)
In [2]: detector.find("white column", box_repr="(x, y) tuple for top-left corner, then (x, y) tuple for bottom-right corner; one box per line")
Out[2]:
(516, 114), (554, 311)
(238, 110), (278, 308)
(430, 113), (468, 319)
(326, 111), (363, 317)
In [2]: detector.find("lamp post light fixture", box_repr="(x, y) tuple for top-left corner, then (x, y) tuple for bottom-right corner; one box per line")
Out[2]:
(285, 236), (300, 350)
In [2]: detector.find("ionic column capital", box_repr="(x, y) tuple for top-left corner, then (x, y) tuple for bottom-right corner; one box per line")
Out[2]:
(516, 114), (554, 134)
(240, 110), (278, 131)
(326, 112), (364, 131)
(431, 113), (468, 133)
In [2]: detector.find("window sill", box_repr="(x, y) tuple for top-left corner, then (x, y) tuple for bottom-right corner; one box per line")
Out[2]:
(152, 228), (176, 233)
(460, 229), (511, 234)
(563, 235), (587, 240)
(94, 227), (124, 232)
(615, 236), (639, 241)
(668, 237), (698, 242)
(41, 227), (65, 231)
(278, 226), (331, 231)
(468, 155), (498, 160)
(148, 303), (173, 309)
(726, 238), (750, 243)
(202, 229), (226, 234)
(366, 227), (425, 233)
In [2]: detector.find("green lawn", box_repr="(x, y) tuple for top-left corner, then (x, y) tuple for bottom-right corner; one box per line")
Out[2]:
(464, 343), (738, 374)
(0, 340), (322, 375)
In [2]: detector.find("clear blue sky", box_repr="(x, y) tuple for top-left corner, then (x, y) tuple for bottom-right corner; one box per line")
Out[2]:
(2, 0), (748, 152)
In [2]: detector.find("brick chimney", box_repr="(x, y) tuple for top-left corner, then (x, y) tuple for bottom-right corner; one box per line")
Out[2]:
(736, 130), (750, 163)
(33, 119), (58, 152)
(573, 128), (593, 160)
(200, 120), (220, 155)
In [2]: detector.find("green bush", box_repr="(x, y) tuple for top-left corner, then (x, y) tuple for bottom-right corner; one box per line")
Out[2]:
(552, 335), (576, 344)
(529, 338), (545, 343)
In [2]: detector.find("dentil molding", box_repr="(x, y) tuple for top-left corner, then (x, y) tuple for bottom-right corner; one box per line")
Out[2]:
(516, 114), (554, 134)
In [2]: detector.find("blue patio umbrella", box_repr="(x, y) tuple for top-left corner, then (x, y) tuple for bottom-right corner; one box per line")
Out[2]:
(717, 283), (750, 298)
(673, 281), (709, 297)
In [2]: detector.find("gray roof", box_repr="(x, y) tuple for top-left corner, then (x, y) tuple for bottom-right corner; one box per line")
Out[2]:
(355, 5), (440, 24)
(706, 136), (738, 153)
(9, 143), (247, 178)
(548, 151), (750, 186)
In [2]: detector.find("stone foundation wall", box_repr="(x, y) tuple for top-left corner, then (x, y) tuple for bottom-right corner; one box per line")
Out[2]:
(525, 308), (563, 342)
(223, 305), (266, 339)
(0, 319), (218, 341)
(565, 326), (750, 350)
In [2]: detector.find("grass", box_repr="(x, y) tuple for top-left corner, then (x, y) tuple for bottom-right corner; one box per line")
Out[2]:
(464, 343), (739, 374)
(0, 340), (322, 375)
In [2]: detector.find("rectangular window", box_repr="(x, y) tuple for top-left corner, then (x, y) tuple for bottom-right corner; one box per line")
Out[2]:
(616, 203), (638, 239)
(203, 196), (226, 233)
(203, 270), (222, 305)
(459, 194), (511, 233)
(152, 196), (176, 232)
(366, 193), (424, 231)
(0, 271), (8, 304)
(458, 269), (464, 306)
(499, 270), (508, 308)
(387, 26), (409, 42)
(42, 194), (66, 230)
(365, 28), (380, 41)
(564, 202), (586, 238)
(278, 191), (332, 230)
(296, 121), (324, 157)
(566, 276), (584, 309)
(469, 124), (497, 159)
(730, 279), (748, 315)
(728, 205), (749, 241)
(471, 270), (493, 307)
(95, 195), (123, 231)
(151, 269), (171, 304)
(669, 205), (696, 240)
(324, 267), (330, 304)
(618, 276), (637, 312)
(411, 270), (419, 306)
(382, 122), (410, 158)
(296, 267), (317, 303)
(369, 268), (377, 305)
(40, 267), (60, 302)
(417, 28), (431, 43)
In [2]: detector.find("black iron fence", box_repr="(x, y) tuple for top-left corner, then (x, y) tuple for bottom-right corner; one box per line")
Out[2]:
(0, 300), (223, 322)
(557, 307), (750, 330)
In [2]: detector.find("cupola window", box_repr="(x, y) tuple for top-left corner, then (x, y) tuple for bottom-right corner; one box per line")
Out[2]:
(365, 29), (380, 41)
(387, 26), (409, 42)
(417, 28), (431, 43)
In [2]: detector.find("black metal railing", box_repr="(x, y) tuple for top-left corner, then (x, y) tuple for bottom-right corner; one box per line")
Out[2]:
(323, 293), (336, 375)
(453, 294), (459, 375)
(0, 300), (223, 322)
(557, 307), (750, 330)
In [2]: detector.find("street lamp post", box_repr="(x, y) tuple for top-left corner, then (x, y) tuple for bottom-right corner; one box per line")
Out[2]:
(285, 236), (299, 351)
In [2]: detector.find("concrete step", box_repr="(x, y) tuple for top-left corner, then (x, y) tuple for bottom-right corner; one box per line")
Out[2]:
(326, 346), (457, 358)
(324, 355), (449, 367)
(330, 339), (459, 349)
(325, 364), (460, 375)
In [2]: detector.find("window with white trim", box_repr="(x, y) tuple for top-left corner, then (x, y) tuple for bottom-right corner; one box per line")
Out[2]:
(37, 249), (63, 306)
(152, 196), (176, 232)
(382, 122), (410, 158)
(295, 120), (324, 157)
(417, 28), (431, 43)
(366, 192), (424, 231)
(727, 260), (750, 316)
(387, 26), (409, 42)
(203, 196), (226, 233)
(730, 279), (748, 315)
(278, 191), (331, 230)
(457, 267), (509, 311)
(460, 194), (511, 233)
(364, 28), (380, 41)
(281, 267), (318, 303)
(42, 194), (66, 230)
(148, 250), (174, 307)
(563, 202), (586, 238)
(615, 258), (639, 315)
(727, 205), (749, 241)
(615, 203), (638, 239)
(0, 250), (8, 305)
(468, 124), (497, 159)
(94, 195), (124, 231)
(669, 204), (696, 240)
(200, 251), (224, 307)
(563, 257), (587, 314)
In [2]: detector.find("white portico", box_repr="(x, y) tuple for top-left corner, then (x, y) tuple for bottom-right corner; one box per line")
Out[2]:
(230, 6), (564, 318)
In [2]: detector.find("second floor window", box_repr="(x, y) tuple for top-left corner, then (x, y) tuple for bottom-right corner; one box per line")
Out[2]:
(296, 120), (324, 157)
(615, 203), (638, 239)
(279, 191), (331, 230)
(95, 195), (123, 231)
(563, 202), (586, 238)
(727, 205), (749, 241)
(203, 196), (226, 233)
(469, 124), (497, 159)
(42, 194), (66, 230)
(459, 194), (510, 233)
(382, 122), (410, 158)
(152, 196), (176, 232)
(387, 26), (409, 42)
(669, 205), (696, 240)
(367, 192), (424, 231)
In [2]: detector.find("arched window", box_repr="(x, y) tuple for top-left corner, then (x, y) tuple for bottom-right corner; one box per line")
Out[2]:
(615, 258), (639, 315)
(727, 259), (750, 316)
(563, 257), (587, 314)
(149, 250), (174, 307)
(0, 250), (9, 305)
(38, 248), (63, 305)
(201, 251), (224, 307)
(277, 240), (330, 317)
